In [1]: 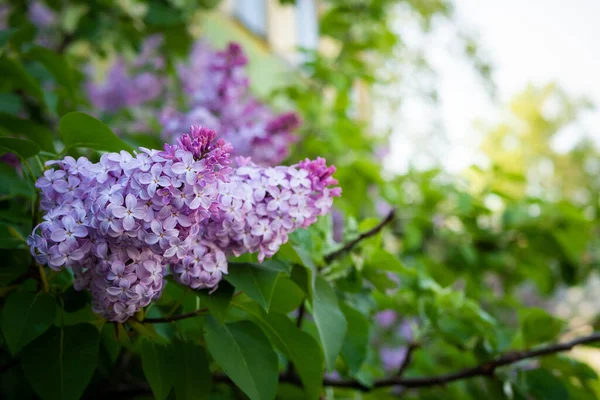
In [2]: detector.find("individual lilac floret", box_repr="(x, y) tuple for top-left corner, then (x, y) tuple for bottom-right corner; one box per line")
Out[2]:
(160, 41), (301, 166)
(86, 35), (165, 114)
(28, 126), (232, 321)
(200, 156), (341, 262)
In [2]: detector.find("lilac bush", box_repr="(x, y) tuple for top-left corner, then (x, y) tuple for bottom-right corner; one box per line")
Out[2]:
(28, 126), (339, 322)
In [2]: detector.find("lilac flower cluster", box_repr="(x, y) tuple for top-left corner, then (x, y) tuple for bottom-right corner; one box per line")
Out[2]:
(200, 156), (341, 263)
(28, 126), (232, 322)
(161, 42), (301, 165)
(86, 39), (300, 166)
(1, 2), (58, 48)
(29, 127), (340, 322)
(86, 35), (166, 114)
(373, 310), (414, 372)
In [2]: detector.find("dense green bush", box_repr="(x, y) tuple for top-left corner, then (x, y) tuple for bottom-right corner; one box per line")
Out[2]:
(1, 1), (599, 400)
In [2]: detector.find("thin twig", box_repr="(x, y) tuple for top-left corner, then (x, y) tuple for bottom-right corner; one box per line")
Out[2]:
(397, 342), (419, 377)
(324, 208), (397, 263)
(142, 291), (244, 323)
(296, 302), (306, 329)
(141, 307), (209, 324)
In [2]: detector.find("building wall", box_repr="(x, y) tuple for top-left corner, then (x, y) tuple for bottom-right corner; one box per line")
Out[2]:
(200, 0), (372, 121)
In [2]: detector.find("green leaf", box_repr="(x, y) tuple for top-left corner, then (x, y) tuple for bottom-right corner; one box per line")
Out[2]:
(340, 303), (370, 374)
(367, 250), (411, 275)
(0, 163), (34, 198)
(172, 340), (212, 400)
(226, 262), (281, 311)
(196, 280), (235, 324)
(363, 267), (397, 292)
(270, 278), (304, 314)
(59, 112), (134, 153)
(0, 28), (17, 48)
(1, 291), (57, 354)
(257, 312), (324, 400)
(0, 57), (43, 100)
(523, 368), (569, 400)
(205, 317), (278, 400)
(519, 308), (564, 347)
(21, 324), (100, 400)
(311, 277), (347, 371)
(141, 340), (174, 400)
(0, 92), (23, 114)
(260, 259), (292, 275)
(0, 113), (55, 153)
(26, 46), (76, 95)
(0, 137), (40, 159)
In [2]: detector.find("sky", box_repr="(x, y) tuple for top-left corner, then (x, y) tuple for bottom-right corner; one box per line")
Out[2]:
(385, 0), (600, 173)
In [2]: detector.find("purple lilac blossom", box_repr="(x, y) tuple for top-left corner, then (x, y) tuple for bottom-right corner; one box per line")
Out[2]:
(86, 35), (165, 114)
(378, 319), (414, 372)
(0, 5), (9, 30)
(199, 156), (341, 262)
(0, 153), (21, 171)
(375, 309), (398, 329)
(28, 1), (56, 28)
(28, 126), (232, 322)
(28, 1), (59, 48)
(29, 126), (340, 321)
(331, 209), (344, 243)
(161, 41), (301, 165)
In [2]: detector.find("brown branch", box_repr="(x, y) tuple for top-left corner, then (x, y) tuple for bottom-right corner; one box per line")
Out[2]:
(142, 292), (244, 323)
(324, 208), (397, 263)
(325, 332), (600, 391)
(397, 342), (419, 377)
(141, 307), (209, 323)
(105, 332), (600, 396)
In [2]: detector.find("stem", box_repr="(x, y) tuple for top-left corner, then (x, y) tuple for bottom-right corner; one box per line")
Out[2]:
(142, 307), (208, 324)
(397, 342), (419, 377)
(38, 264), (49, 293)
(142, 291), (244, 323)
(324, 208), (397, 263)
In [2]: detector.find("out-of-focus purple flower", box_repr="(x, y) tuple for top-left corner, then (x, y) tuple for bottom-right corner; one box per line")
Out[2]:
(1, 153), (21, 171)
(331, 209), (344, 243)
(161, 41), (301, 166)
(86, 36), (165, 114)
(28, 1), (56, 28)
(0, 5), (10, 30)
(375, 309), (398, 329)
(380, 347), (408, 372)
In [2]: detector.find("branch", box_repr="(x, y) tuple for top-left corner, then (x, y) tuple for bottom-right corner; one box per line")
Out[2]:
(326, 332), (600, 391)
(324, 208), (397, 263)
(142, 292), (243, 323)
(141, 307), (208, 323)
(397, 342), (419, 377)
(105, 332), (600, 396)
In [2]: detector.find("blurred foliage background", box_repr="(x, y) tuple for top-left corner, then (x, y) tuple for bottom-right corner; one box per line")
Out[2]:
(1, 0), (600, 399)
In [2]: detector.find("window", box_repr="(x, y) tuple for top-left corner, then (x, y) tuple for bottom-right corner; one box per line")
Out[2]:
(235, 0), (267, 37)
(296, 0), (319, 63)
